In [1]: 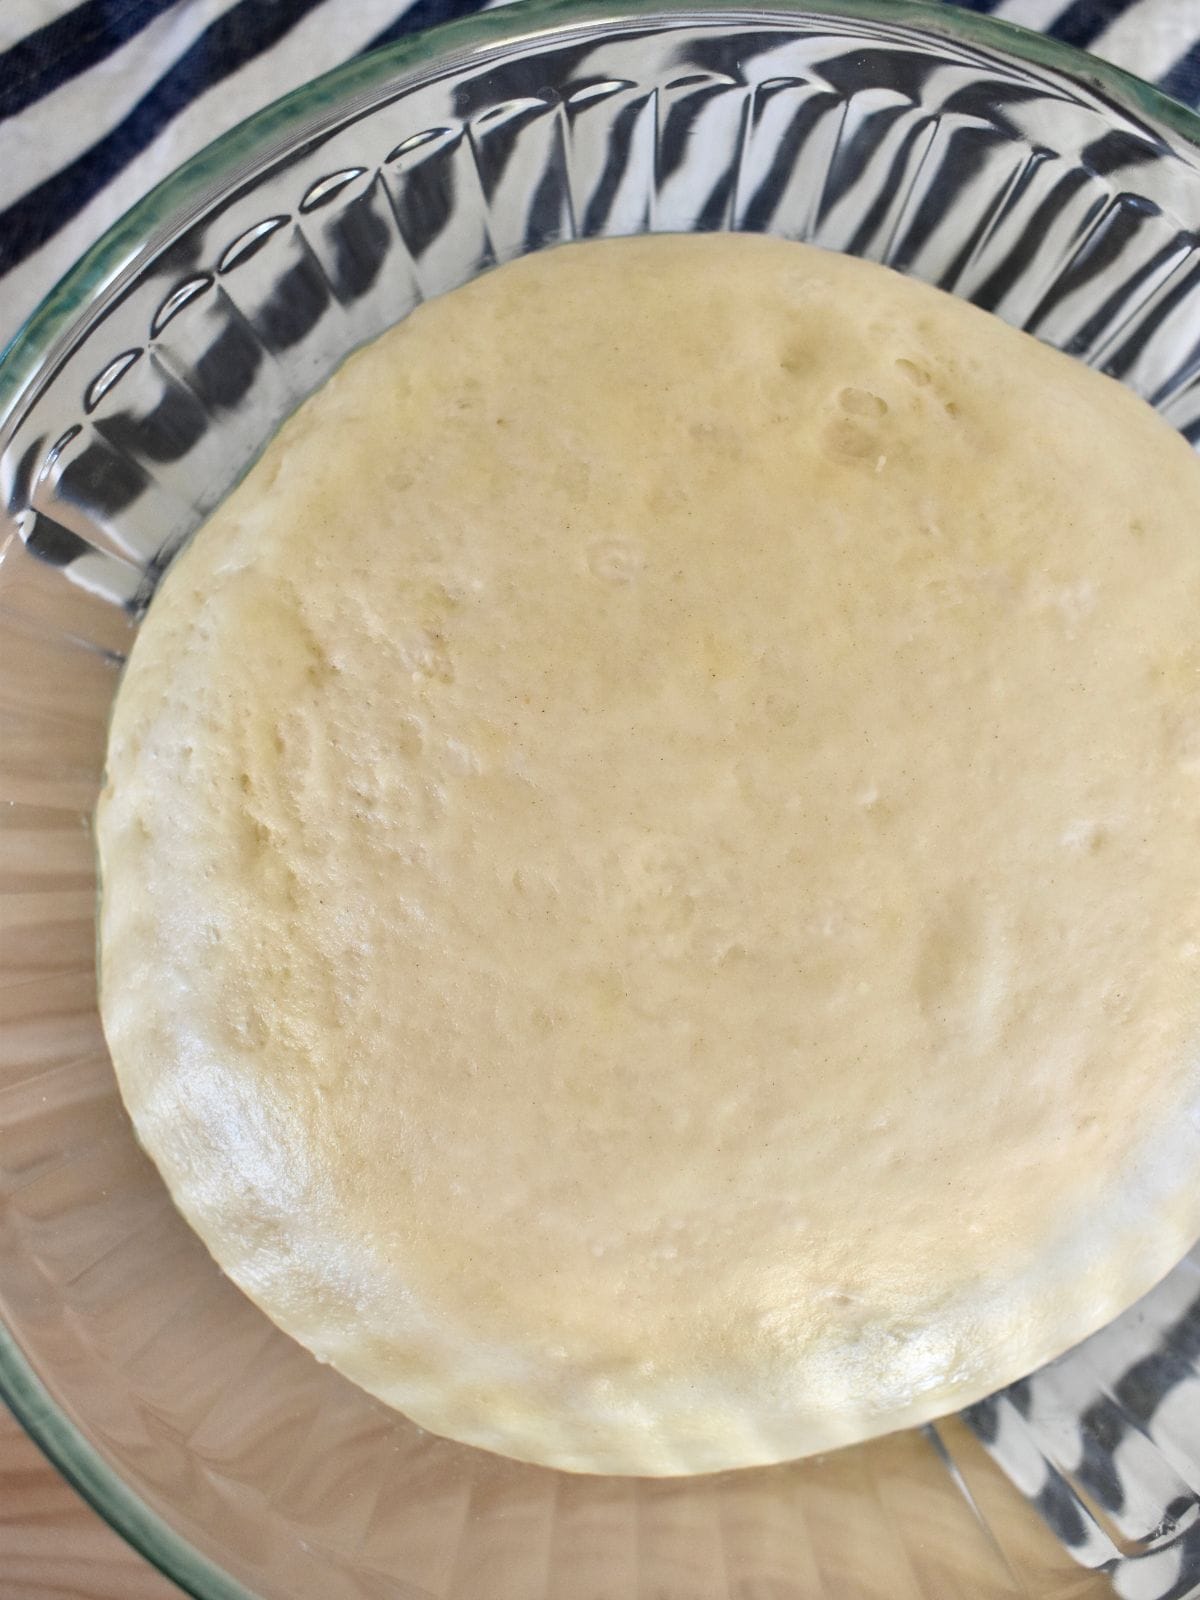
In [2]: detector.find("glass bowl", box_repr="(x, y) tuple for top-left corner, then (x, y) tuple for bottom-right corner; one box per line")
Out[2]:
(2, 2), (1199, 1596)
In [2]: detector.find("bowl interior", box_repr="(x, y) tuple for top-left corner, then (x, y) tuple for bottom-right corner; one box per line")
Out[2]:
(2, 5), (1200, 1597)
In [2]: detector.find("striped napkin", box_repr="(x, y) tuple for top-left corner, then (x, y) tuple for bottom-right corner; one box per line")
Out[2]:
(1, 0), (1198, 350)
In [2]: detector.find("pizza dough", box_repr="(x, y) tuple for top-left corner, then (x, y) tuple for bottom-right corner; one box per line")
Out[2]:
(97, 234), (1200, 1474)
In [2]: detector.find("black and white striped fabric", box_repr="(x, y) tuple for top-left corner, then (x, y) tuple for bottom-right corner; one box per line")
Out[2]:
(0, 0), (1198, 352)
(961, 1252), (1200, 1599)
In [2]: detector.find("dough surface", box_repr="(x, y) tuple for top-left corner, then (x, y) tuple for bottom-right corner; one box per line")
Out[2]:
(98, 234), (1200, 1475)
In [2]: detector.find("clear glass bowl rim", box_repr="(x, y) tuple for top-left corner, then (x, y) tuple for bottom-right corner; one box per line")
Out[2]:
(3, 2), (1200, 1594)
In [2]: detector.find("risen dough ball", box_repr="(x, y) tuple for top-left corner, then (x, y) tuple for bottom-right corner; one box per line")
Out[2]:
(98, 235), (1200, 1474)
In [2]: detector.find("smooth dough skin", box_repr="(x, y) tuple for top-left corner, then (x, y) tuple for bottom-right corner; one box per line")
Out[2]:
(98, 234), (1200, 1475)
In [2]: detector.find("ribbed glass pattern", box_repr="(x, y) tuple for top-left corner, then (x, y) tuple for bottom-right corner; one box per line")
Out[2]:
(1, 4), (1198, 1597)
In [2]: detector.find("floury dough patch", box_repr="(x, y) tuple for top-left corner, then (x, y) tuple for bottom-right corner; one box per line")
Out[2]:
(97, 234), (1200, 1474)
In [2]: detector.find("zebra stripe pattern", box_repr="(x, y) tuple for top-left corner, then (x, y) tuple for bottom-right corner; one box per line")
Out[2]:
(0, 0), (1198, 349)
